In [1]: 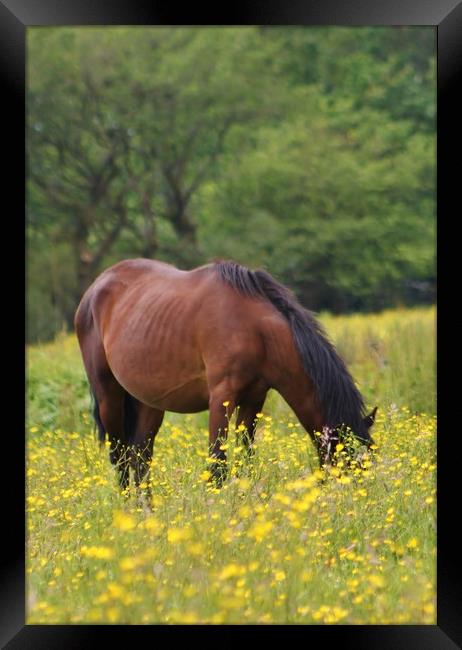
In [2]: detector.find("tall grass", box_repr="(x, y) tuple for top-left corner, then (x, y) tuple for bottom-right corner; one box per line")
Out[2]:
(321, 306), (435, 414)
(26, 307), (436, 624)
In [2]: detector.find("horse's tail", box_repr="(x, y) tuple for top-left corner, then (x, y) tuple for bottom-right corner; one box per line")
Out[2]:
(90, 388), (138, 445)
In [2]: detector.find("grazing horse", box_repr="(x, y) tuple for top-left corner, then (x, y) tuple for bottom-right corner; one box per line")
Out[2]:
(75, 258), (376, 494)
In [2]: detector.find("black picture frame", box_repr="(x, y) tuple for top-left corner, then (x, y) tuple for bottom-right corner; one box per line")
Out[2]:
(6, 0), (461, 647)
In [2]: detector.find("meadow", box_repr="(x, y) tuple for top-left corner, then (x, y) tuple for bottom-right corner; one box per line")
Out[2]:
(26, 306), (436, 624)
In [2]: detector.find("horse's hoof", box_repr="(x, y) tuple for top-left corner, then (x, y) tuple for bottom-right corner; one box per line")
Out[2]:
(208, 464), (228, 489)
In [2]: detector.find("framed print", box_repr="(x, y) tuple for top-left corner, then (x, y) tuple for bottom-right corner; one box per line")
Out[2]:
(3, 0), (460, 647)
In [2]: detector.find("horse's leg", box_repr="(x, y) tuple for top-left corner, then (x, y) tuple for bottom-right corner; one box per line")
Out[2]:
(208, 387), (237, 487)
(235, 391), (267, 459)
(97, 382), (131, 493)
(130, 404), (164, 506)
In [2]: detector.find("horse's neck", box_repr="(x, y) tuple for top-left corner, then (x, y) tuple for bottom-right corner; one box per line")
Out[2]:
(277, 375), (324, 435)
(262, 323), (324, 434)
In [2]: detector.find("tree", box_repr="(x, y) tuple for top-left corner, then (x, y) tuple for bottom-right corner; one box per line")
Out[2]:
(196, 83), (435, 312)
(28, 27), (282, 330)
(27, 26), (435, 341)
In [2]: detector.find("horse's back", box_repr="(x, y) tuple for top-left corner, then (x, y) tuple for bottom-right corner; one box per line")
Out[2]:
(75, 259), (222, 410)
(84, 258), (188, 299)
(76, 258), (197, 326)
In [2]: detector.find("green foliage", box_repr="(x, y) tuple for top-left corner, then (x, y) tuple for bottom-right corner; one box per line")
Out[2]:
(27, 332), (90, 432)
(27, 27), (435, 341)
(320, 307), (435, 414)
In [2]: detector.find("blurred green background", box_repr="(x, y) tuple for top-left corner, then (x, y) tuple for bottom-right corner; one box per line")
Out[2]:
(27, 27), (435, 343)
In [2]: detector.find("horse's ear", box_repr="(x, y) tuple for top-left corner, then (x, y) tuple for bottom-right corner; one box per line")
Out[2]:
(364, 406), (378, 428)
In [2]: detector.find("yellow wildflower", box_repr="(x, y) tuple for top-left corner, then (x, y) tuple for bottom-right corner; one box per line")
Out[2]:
(247, 519), (274, 541)
(113, 511), (136, 532)
(167, 526), (192, 543)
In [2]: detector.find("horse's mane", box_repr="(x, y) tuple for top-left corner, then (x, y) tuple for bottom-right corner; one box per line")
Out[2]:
(215, 260), (367, 436)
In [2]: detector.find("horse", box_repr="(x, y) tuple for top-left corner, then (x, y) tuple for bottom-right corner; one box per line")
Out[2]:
(74, 258), (377, 496)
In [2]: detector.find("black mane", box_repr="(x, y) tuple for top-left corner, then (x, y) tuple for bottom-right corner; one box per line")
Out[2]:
(215, 260), (367, 437)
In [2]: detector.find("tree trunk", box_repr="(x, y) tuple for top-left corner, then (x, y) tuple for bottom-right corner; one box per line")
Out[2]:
(168, 205), (197, 244)
(76, 254), (96, 300)
(139, 200), (159, 259)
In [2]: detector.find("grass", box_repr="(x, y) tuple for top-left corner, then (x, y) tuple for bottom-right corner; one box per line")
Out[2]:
(26, 306), (436, 624)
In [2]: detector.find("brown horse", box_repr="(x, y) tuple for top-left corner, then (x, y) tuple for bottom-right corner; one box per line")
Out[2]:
(75, 258), (376, 494)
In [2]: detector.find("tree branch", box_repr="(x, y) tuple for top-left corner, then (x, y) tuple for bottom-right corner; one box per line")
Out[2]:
(184, 118), (234, 200)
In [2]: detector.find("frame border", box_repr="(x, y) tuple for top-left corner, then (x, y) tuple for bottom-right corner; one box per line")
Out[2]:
(6, 0), (461, 647)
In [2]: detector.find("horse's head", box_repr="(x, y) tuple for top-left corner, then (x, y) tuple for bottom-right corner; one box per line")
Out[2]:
(318, 406), (378, 467)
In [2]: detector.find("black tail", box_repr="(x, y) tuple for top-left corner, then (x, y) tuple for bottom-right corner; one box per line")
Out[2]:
(90, 388), (138, 445)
